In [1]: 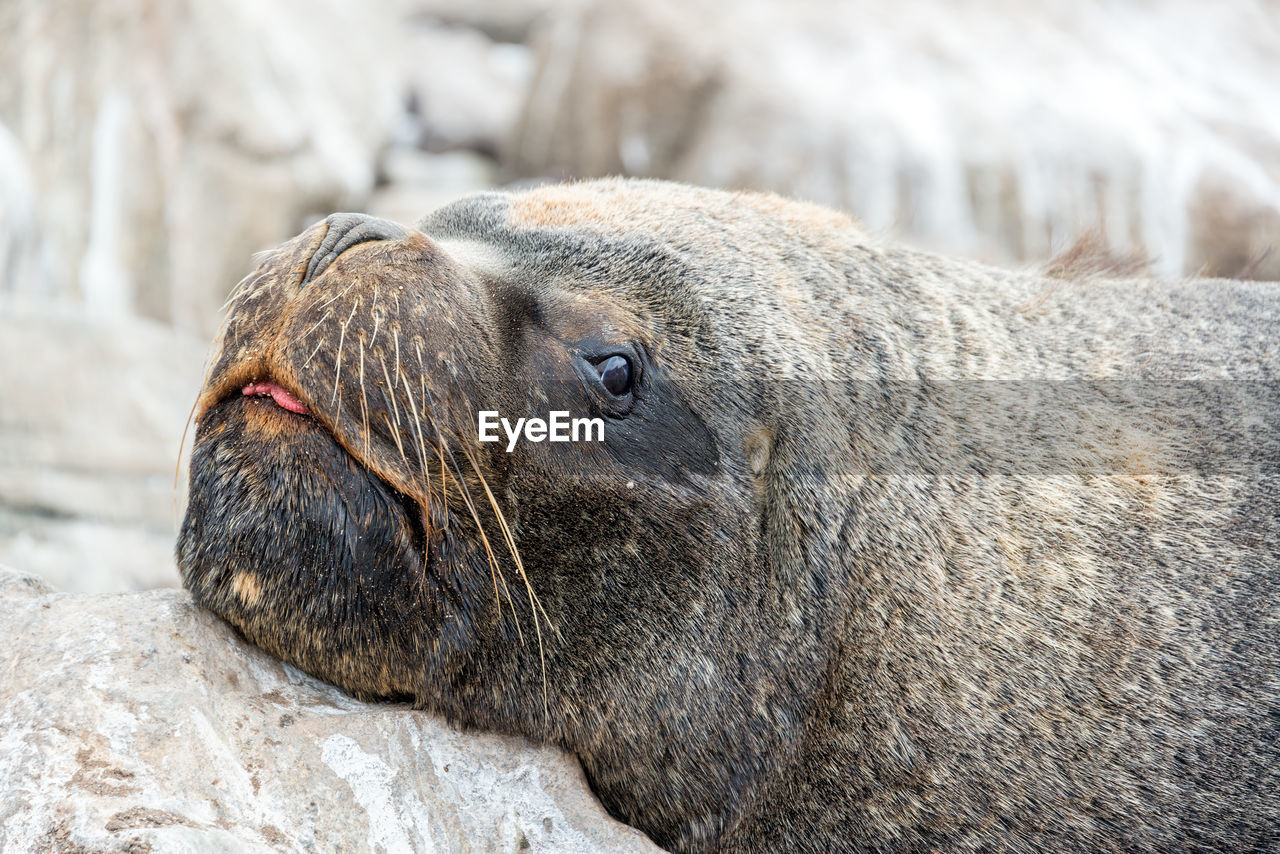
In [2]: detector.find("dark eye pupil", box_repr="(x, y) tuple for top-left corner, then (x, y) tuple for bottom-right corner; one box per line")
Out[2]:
(596, 355), (632, 396)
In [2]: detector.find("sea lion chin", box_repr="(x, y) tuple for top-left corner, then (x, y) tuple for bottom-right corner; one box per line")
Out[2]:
(178, 179), (1280, 853)
(179, 388), (433, 701)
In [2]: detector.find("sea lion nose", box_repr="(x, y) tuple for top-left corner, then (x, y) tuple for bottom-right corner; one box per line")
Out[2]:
(301, 213), (410, 288)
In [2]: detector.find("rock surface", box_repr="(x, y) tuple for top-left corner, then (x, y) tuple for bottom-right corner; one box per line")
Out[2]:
(367, 150), (503, 230)
(0, 565), (659, 853)
(396, 23), (533, 156)
(0, 308), (207, 592)
(0, 0), (403, 335)
(508, 0), (1280, 279)
(399, 0), (581, 44)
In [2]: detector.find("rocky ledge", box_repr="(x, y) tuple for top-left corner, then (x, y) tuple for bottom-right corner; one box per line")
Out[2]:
(0, 566), (657, 853)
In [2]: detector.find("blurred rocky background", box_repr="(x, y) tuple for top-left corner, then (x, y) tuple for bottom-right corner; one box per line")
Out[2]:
(2, 0), (1278, 595)
(1, 1), (1277, 848)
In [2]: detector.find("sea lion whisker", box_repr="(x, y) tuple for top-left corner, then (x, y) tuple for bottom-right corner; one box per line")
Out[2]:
(372, 375), (414, 509)
(331, 298), (360, 409)
(174, 330), (228, 522)
(450, 398), (555, 635)
(444, 439), (523, 642)
(437, 445), (449, 526)
(398, 366), (436, 513)
(419, 381), (523, 634)
(459, 441), (553, 715)
(369, 287), (381, 349)
(217, 289), (240, 314)
(172, 391), (202, 532)
(377, 354), (405, 440)
(414, 343), (450, 524)
(414, 339), (450, 524)
(357, 335), (371, 461)
(304, 281), (355, 316)
(301, 337), (326, 370)
(447, 384), (551, 649)
(217, 270), (259, 313)
(453, 432), (554, 642)
(375, 359), (418, 526)
(297, 309), (333, 346)
(392, 328), (402, 390)
(380, 409), (411, 478)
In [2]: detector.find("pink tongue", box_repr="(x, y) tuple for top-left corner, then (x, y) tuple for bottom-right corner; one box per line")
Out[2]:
(242, 381), (309, 415)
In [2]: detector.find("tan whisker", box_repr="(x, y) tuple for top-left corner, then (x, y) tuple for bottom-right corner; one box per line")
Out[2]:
(301, 336), (326, 370)
(369, 287), (381, 349)
(376, 355), (413, 501)
(382, 409), (411, 477)
(398, 365), (435, 511)
(358, 335), (371, 461)
(172, 391), (201, 533)
(297, 309), (333, 346)
(378, 354), (405, 443)
(460, 442), (553, 627)
(419, 379), (523, 635)
(331, 298), (360, 410)
(442, 437), (523, 641)
(304, 280), (355, 316)
(415, 339), (449, 525)
(459, 442), (553, 715)
(218, 271), (257, 313)
(392, 327), (402, 386)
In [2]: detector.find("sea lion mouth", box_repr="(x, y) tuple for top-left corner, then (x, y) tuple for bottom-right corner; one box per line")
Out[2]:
(228, 378), (429, 556)
(241, 380), (310, 416)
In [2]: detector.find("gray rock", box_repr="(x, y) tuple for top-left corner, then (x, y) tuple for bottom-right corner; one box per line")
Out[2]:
(0, 565), (659, 853)
(507, 0), (1280, 280)
(0, 308), (207, 592)
(397, 0), (582, 44)
(368, 150), (501, 227)
(0, 0), (404, 335)
(396, 23), (533, 155)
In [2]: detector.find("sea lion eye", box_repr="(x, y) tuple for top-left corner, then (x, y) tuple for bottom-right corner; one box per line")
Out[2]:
(595, 355), (633, 396)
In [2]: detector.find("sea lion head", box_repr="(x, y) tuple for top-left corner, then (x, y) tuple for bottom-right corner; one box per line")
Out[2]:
(178, 179), (862, 850)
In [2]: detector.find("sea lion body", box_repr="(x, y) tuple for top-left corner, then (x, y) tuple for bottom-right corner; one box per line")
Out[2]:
(178, 179), (1280, 852)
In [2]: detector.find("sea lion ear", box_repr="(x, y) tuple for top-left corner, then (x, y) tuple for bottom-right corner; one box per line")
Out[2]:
(745, 427), (773, 478)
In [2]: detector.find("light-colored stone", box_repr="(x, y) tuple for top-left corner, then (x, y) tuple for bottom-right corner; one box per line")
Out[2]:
(0, 565), (660, 853)
(396, 24), (534, 155)
(367, 149), (501, 226)
(508, 0), (1280, 279)
(0, 308), (207, 591)
(396, 0), (582, 43)
(0, 0), (403, 335)
(0, 513), (180, 595)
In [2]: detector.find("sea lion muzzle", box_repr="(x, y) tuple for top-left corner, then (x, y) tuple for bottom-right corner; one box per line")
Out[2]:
(178, 214), (489, 703)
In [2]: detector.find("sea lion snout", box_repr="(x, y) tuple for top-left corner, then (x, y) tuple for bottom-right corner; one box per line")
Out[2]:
(301, 212), (410, 287)
(180, 206), (511, 703)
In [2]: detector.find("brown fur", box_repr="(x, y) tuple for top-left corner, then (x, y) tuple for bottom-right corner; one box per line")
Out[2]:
(180, 179), (1280, 852)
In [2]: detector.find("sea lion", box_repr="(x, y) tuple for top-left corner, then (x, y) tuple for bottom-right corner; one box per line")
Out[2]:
(177, 179), (1280, 852)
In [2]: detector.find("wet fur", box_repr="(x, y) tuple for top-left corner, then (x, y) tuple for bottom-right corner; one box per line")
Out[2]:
(179, 179), (1280, 852)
